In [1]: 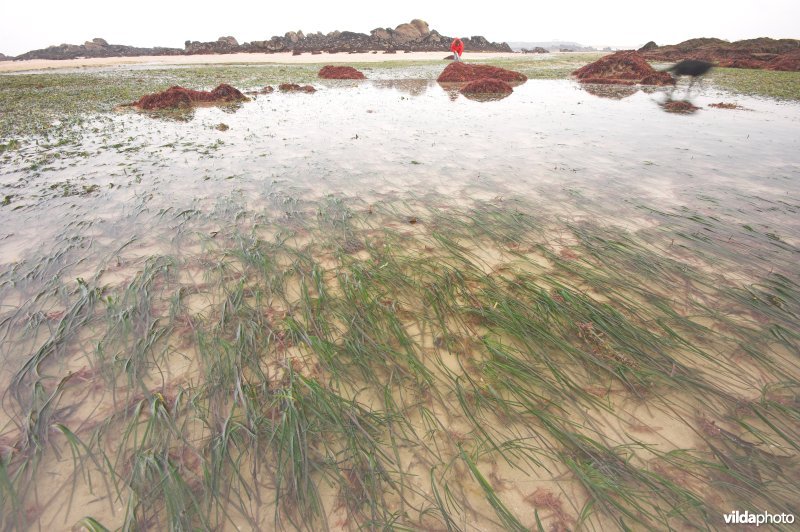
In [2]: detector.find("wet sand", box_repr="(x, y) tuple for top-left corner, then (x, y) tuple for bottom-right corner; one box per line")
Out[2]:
(0, 51), (526, 73)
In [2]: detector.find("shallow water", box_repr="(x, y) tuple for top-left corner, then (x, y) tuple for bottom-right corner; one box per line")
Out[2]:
(0, 70), (799, 531)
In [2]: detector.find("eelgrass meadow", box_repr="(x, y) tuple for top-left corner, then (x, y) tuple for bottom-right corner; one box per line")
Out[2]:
(1, 58), (799, 530)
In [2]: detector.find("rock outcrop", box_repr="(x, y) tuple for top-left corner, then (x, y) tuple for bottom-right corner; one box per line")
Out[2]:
(14, 20), (512, 61)
(0, 53), (12, 61)
(521, 47), (549, 54)
(573, 51), (675, 85)
(184, 36), (240, 55)
(15, 38), (182, 60)
(641, 37), (800, 71)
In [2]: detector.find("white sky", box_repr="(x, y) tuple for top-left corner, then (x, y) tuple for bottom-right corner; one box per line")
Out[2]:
(2, 0), (798, 56)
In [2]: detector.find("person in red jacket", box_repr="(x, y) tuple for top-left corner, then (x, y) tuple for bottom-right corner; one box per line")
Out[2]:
(450, 38), (464, 62)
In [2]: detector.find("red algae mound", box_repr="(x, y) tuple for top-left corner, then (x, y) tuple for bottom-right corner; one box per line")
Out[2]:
(131, 84), (248, 110)
(437, 62), (527, 83)
(279, 83), (317, 93)
(766, 50), (800, 71)
(717, 58), (767, 69)
(460, 78), (513, 95)
(709, 102), (746, 110)
(661, 99), (700, 114)
(573, 51), (674, 86)
(641, 37), (800, 71)
(318, 65), (366, 79)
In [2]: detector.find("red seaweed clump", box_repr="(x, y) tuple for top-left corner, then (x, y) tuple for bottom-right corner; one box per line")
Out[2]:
(460, 78), (513, 95)
(709, 102), (743, 110)
(573, 51), (674, 86)
(437, 62), (527, 83)
(279, 83), (317, 93)
(661, 99), (700, 114)
(130, 84), (248, 110)
(717, 58), (767, 69)
(766, 49), (800, 71)
(641, 37), (800, 71)
(318, 65), (366, 79)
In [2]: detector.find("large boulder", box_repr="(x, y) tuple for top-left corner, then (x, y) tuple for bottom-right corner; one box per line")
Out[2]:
(217, 36), (238, 47)
(409, 19), (431, 37)
(393, 23), (424, 42)
(371, 28), (391, 41)
(83, 38), (109, 50)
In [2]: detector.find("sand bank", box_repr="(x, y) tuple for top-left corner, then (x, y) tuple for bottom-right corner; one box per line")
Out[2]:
(0, 51), (523, 73)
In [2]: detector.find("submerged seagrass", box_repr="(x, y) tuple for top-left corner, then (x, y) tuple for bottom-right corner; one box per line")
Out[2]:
(0, 58), (799, 530)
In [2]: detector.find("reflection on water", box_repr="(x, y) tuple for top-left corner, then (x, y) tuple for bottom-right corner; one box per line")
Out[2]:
(0, 72), (798, 531)
(371, 79), (433, 97)
(580, 83), (640, 100)
(460, 91), (513, 102)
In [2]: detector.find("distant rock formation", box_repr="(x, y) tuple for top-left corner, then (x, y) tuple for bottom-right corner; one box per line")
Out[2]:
(14, 20), (512, 61)
(184, 36), (241, 54)
(508, 41), (597, 52)
(14, 37), (182, 61)
(0, 53), (12, 61)
(521, 47), (549, 54)
(640, 37), (800, 71)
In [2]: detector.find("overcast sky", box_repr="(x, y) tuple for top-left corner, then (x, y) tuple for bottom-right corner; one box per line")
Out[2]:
(2, 0), (798, 56)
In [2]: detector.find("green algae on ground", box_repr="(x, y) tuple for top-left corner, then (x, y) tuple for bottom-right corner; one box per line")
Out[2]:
(0, 191), (798, 530)
(3, 56), (798, 140)
(707, 67), (800, 101)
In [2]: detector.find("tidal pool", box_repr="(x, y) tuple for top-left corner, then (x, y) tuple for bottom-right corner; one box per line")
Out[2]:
(0, 68), (798, 531)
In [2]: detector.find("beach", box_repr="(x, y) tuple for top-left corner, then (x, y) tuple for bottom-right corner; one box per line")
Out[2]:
(0, 51), (526, 73)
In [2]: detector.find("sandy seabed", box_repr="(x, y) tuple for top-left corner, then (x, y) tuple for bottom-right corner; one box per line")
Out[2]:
(0, 51), (524, 73)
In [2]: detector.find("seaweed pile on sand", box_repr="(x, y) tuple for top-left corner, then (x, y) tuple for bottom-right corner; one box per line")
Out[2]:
(660, 98), (701, 114)
(318, 65), (366, 79)
(437, 62), (527, 83)
(279, 83), (317, 93)
(573, 51), (675, 85)
(127, 83), (248, 110)
(641, 37), (800, 71)
(765, 49), (800, 71)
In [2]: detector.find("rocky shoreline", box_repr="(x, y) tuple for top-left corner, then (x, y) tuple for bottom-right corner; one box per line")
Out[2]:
(9, 19), (511, 61)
